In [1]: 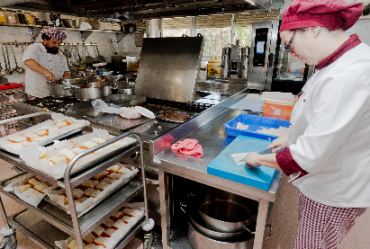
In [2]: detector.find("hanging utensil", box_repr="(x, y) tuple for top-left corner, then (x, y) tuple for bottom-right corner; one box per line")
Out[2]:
(77, 44), (85, 64)
(95, 44), (106, 62)
(91, 42), (99, 62)
(10, 43), (25, 74)
(1, 44), (9, 76)
(63, 43), (71, 58)
(5, 43), (14, 74)
(84, 44), (95, 67)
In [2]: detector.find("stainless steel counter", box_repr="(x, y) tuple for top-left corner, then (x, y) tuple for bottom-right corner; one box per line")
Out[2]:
(155, 108), (282, 198)
(151, 91), (283, 249)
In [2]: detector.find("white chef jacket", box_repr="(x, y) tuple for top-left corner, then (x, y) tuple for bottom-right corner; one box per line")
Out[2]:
(282, 40), (370, 208)
(23, 43), (69, 98)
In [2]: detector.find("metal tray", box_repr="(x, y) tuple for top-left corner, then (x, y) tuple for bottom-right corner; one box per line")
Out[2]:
(7, 210), (146, 249)
(44, 165), (138, 217)
(17, 130), (138, 180)
(0, 124), (87, 156)
(155, 110), (195, 123)
(0, 173), (144, 238)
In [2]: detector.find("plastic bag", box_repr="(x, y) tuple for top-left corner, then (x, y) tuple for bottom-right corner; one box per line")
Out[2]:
(117, 107), (141, 119)
(91, 99), (142, 119)
(91, 99), (120, 114)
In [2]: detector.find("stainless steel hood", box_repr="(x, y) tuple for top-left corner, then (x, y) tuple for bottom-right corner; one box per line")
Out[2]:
(0, 0), (276, 21)
(135, 36), (203, 103)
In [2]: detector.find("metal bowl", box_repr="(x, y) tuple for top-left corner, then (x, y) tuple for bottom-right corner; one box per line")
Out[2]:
(62, 19), (80, 28)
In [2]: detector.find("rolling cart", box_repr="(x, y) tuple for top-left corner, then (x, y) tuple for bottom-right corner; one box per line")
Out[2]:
(0, 112), (154, 249)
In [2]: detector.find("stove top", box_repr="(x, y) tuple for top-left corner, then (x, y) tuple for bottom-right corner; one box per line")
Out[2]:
(25, 97), (80, 113)
(146, 97), (218, 113)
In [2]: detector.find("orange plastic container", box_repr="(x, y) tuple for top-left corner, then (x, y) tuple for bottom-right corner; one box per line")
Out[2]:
(262, 92), (295, 120)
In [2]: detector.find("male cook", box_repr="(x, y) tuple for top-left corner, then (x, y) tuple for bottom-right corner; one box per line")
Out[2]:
(23, 28), (70, 99)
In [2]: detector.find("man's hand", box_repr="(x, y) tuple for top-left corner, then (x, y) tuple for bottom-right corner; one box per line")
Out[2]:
(44, 71), (55, 82)
(24, 59), (55, 82)
(63, 71), (70, 79)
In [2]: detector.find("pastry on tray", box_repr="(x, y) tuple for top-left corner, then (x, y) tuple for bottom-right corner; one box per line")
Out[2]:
(64, 203), (144, 249)
(50, 164), (138, 215)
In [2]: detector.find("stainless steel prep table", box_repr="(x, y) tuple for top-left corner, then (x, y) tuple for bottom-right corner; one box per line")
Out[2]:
(152, 97), (283, 249)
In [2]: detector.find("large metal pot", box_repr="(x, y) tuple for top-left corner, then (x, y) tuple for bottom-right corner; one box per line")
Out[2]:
(182, 203), (251, 241)
(73, 82), (111, 101)
(188, 218), (251, 249)
(190, 187), (258, 233)
(47, 79), (86, 98)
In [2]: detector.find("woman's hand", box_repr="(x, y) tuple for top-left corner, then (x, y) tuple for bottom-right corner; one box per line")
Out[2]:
(244, 152), (262, 169)
(268, 131), (289, 152)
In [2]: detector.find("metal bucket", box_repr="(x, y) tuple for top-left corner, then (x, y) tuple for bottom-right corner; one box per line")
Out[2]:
(191, 186), (258, 233)
(188, 218), (251, 249)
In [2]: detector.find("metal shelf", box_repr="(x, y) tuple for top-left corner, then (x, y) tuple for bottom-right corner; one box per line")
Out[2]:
(0, 23), (127, 42)
(0, 174), (143, 238)
(7, 209), (146, 249)
(0, 23), (123, 33)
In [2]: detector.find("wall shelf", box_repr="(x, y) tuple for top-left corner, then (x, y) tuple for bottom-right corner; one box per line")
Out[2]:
(0, 23), (129, 42)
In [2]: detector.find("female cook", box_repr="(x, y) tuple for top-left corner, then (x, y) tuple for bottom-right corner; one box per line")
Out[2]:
(244, 0), (370, 248)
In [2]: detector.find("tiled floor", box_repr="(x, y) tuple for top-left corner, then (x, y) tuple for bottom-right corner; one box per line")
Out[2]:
(0, 159), (369, 249)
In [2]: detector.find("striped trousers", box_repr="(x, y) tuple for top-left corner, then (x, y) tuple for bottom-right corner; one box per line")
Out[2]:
(294, 192), (366, 249)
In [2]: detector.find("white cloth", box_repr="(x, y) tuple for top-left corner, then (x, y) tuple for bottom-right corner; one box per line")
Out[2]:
(23, 43), (69, 98)
(288, 43), (370, 208)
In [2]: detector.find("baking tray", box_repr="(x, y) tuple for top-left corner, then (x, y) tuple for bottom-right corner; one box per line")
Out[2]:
(18, 130), (138, 179)
(156, 110), (196, 123)
(0, 127), (86, 156)
(0, 114), (90, 155)
(0, 173), (144, 238)
(44, 164), (139, 217)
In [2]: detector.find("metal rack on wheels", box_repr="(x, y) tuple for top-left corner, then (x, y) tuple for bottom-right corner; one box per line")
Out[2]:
(0, 112), (154, 249)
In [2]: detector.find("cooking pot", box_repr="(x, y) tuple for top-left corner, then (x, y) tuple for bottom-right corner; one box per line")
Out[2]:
(118, 88), (134, 95)
(189, 186), (258, 233)
(72, 82), (111, 101)
(188, 217), (251, 249)
(47, 79), (86, 98)
(181, 202), (251, 241)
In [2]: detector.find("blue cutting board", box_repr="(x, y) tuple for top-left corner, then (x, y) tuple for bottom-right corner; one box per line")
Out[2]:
(207, 135), (277, 191)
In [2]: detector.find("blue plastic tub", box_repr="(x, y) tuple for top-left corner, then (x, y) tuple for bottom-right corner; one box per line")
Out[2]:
(223, 113), (290, 140)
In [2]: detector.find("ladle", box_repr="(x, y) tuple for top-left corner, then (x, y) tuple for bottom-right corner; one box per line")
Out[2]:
(11, 43), (25, 74)
(94, 44), (106, 62)
(84, 44), (95, 67)
(0, 62), (4, 77)
(4, 43), (14, 74)
(1, 44), (9, 75)
(64, 44), (71, 58)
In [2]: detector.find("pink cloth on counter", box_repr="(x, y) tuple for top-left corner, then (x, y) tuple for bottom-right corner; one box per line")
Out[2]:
(171, 139), (204, 158)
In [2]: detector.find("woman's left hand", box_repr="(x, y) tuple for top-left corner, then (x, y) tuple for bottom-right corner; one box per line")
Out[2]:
(244, 152), (262, 169)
